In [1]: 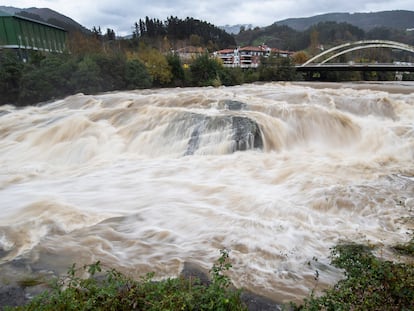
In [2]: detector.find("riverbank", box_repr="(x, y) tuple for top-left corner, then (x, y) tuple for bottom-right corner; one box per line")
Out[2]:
(0, 259), (284, 310)
(2, 240), (413, 310)
(1, 83), (413, 308)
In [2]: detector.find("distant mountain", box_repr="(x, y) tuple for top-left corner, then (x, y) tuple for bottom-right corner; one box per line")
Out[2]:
(219, 24), (254, 34)
(0, 5), (89, 33)
(274, 10), (414, 31)
(234, 10), (414, 51)
(0, 6), (19, 15)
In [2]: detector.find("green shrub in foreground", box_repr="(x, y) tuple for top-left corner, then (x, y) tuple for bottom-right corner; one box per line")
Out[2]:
(11, 249), (246, 311)
(295, 242), (414, 311)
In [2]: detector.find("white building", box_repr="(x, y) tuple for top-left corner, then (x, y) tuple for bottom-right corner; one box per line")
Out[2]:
(214, 45), (293, 68)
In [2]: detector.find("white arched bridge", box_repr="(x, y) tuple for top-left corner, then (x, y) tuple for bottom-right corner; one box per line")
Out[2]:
(296, 40), (414, 72)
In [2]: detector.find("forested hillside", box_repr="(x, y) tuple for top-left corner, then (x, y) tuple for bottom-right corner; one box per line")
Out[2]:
(274, 10), (414, 31)
(235, 21), (414, 51)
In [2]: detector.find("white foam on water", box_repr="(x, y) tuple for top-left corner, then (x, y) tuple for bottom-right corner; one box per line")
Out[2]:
(0, 82), (413, 303)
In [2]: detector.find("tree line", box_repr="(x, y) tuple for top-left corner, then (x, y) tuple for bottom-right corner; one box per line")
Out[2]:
(2, 17), (413, 107)
(0, 36), (298, 106)
(0, 16), (239, 106)
(132, 16), (236, 51)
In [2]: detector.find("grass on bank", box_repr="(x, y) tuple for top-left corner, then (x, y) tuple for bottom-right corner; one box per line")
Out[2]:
(295, 240), (414, 311)
(8, 239), (414, 311)
(9, 249), (246, 311)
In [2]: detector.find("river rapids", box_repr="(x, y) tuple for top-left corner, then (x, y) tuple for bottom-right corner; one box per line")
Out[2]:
(0, 82), (413, 303)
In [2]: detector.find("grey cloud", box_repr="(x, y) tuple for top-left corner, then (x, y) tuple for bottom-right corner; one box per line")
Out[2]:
(7, 0), (414, 35)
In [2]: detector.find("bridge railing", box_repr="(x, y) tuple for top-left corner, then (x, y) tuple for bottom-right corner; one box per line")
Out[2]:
(301, 40), (414, 67)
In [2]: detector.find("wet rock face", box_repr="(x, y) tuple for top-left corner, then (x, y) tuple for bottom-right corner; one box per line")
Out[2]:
(184, 116), (207, 156)
(0, 248), (9, 259)
(220, 100), (247, 111)
(183, 113), (263, 156)
(232, 116), (263, 151)
(0, 286), (27, 308)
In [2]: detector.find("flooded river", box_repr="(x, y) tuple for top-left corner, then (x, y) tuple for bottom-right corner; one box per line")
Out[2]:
(0, 82), (413, 303)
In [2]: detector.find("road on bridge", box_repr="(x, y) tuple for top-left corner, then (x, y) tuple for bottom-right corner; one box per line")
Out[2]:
(296, 63), (414, 72)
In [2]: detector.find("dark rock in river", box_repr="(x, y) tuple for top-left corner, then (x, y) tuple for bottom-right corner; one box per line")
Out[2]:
(232, 116), (263, 151)
(0, 286), (27, 309)
(184, 116), (207, 156)
(241, 291), (285, 311)
(181, 112), (263, 155)
(0, 248), (9, 260)
(180, 262), (210, 286)
(220, 100), (247, 111)
(180, 262), (285, 311)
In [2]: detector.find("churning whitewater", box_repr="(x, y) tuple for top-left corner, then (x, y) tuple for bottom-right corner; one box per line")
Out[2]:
(0, 82), (413, 302)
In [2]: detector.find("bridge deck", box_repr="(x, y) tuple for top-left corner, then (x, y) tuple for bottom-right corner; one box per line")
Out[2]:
(296, 63), (414, 72)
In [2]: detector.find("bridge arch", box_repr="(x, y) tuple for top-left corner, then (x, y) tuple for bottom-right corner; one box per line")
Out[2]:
(302, 40), (414, 66)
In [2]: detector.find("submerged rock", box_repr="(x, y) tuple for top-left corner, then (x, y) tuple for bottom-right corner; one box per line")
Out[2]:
(182, 113), (263, 155)
(241, 291), (285, 311)
(0, 286), (27, 308)
(184, 116), (207, 156)
(220, 100), (247, 111)
(232, 116), (263, 151)
(0, 248), (9, 260)
(180, 262), (210, 285)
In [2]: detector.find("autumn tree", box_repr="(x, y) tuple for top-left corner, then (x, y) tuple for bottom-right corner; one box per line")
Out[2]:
(189, 53), (223, 86)
(133, 45), (172, 86)
(67, 31), (102, 56)
(292, 51), (309, 64)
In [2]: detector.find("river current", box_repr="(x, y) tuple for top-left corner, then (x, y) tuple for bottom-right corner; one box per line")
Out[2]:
(0, 82), (413, 303)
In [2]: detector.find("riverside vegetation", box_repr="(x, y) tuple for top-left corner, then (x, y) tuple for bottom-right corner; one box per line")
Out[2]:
(5, 239), (414, 310)
(294, 240), (414, 311)
(2, 14), (414, 107)
(0, 15), (299, 107)
(0, 48), (297, 107)
(8, 249), (247, 311)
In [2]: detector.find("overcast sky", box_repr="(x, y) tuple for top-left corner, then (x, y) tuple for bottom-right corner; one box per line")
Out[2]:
(3, 0), (414, 36)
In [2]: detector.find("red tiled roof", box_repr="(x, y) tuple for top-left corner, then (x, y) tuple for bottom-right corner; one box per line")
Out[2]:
(239, 46), (264, 52)
(217, 49), (235, 54)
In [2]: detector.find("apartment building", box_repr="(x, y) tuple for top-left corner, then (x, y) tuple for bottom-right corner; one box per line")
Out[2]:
(214, 45), (293, 68)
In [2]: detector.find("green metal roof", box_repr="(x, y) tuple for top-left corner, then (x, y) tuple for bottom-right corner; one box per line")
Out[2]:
(0, 10), (67, 53)
(0, 9), (66, 31)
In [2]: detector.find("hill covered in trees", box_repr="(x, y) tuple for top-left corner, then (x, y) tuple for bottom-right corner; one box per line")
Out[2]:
(235, 21), (414, 52)
(274, 10), (414, 32)
(3, 6), (413, 52)
(234, 10), (414, 54)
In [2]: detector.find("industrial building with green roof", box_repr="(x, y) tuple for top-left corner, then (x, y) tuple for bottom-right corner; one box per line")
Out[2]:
(0, 10), (67, 55)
